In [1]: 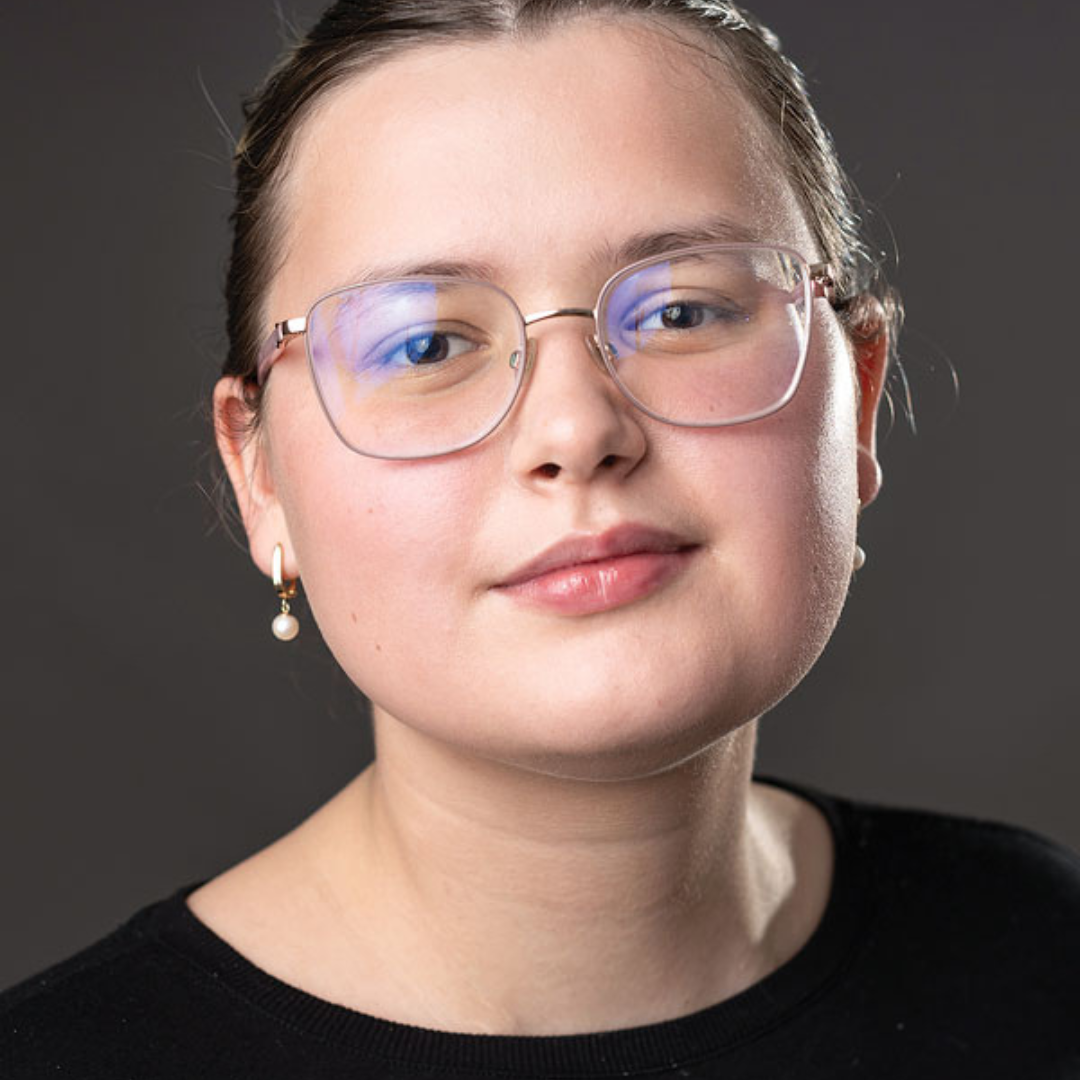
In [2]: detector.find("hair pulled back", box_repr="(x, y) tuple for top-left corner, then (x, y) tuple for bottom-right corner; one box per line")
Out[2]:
(222, 0), (901, 426)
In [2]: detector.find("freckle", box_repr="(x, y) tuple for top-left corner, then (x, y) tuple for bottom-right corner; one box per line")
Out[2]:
(350, 612), (357, 624)
(367, 507), (374, 515)
(375, 643), (382, 652)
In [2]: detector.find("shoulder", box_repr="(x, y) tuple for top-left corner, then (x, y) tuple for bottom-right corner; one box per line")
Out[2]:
(766, 774), (1080, 912)
(746, 778), (1080, 1072)
(832, 791), (1080, 1022)
(769, 775), (1080, 980)
(780, 779), (1080, 1059)
(844, 792), (1080, 906)
(0, 887), (216, 1079)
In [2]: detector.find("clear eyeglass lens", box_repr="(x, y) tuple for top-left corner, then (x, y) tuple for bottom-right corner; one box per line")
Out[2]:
(599, 247), (810, 425)
(306, 279), (526, 459)
(303, 247), (811, 458)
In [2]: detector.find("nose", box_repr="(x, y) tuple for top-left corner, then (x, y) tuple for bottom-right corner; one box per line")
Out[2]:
(507, 312), (647, 488)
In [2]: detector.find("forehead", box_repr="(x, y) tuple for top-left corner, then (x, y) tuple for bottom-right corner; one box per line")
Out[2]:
(273, 16), (813, 310)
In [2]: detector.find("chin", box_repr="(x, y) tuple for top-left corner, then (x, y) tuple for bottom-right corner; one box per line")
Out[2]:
(497, 723), (749, 784)
(417, 660), (790, 783)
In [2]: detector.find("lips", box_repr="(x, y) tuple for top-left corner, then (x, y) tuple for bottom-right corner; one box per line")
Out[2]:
(493, 523), (699, 615)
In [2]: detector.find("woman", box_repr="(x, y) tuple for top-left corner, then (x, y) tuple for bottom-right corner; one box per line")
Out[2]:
(3, 1), (1078, 1076)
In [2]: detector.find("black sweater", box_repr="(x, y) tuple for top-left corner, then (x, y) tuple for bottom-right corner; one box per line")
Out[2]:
(3, 776), (1079, 1079)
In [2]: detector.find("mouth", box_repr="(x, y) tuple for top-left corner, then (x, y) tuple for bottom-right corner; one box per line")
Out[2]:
(493, 523), (700, 615)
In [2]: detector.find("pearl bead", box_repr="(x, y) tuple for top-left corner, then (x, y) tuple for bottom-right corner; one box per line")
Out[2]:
(853, 544), (867, 572)
(272, 612), (300, 641)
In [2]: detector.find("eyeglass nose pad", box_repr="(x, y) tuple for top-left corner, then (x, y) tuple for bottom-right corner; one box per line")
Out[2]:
(586, 333), (615, 373)
(508, 339), (536, 374)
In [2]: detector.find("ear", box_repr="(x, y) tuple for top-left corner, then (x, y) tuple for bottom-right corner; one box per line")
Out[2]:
(846, 295), (890, 509)
(213, 377), (298, 580)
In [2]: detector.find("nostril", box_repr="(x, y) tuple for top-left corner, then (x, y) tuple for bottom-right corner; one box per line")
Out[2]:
(537, 462), (561, 479)
(599, 454), (618, 470)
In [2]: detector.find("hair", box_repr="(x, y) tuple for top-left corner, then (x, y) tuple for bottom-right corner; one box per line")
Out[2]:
(220, 0), (902, 431)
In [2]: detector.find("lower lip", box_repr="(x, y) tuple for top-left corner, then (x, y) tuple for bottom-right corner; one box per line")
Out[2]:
(495, 549), (698, 615)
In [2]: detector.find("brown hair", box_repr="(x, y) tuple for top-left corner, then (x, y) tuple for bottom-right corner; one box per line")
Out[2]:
(221, 0), (901, 428)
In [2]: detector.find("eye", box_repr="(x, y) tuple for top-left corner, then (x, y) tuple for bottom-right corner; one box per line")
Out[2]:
(370, 326), (481, 368)
(632, 298), (746, 333)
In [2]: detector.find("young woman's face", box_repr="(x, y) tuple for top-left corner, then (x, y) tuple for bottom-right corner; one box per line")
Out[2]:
(225, 18), (883, 780)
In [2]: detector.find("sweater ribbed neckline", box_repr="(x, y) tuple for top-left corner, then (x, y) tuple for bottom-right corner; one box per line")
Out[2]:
(140, 775), (871, 1078)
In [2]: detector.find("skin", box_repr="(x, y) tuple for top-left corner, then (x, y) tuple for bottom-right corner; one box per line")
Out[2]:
(205, 16), (888, 1036)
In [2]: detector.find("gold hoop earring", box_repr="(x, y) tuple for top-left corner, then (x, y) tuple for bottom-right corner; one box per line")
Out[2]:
(271, 543), (300, 642)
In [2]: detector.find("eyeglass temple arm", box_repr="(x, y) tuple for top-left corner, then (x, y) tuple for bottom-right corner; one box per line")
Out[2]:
(807, 262), (838, 306)
(808, 263), (839, 306)
(255, 317), (307, 385)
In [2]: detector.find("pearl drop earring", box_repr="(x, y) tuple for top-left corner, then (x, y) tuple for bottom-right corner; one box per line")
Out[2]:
(853, 495), (867, 573)
(271, 543), (300, 642)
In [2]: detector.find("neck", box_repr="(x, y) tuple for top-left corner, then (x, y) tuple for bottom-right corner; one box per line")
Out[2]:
(291, 712), (824, 1035)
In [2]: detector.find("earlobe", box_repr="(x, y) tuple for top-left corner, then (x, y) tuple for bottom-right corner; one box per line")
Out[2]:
(857, 445), (883, 509)
(212, 377), (296, 578)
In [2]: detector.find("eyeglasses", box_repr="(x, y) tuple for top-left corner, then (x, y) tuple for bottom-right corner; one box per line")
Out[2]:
(255, 243), (838, 460)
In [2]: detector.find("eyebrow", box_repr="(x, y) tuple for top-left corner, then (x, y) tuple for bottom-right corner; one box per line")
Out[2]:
(595, 215), (766, 268)
(324, 215), (767, 294)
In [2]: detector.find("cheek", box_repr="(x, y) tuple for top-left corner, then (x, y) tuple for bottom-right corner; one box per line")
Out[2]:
(266, 379), (500, 690)
(758, 319), (861, 664)
(680, 318), (860, 683)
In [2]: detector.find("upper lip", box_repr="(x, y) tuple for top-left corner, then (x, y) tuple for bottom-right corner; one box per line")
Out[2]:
(495, 523), (698, 588)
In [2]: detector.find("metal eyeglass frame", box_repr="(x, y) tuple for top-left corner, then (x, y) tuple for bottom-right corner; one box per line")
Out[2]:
(253, 242), (841, 460)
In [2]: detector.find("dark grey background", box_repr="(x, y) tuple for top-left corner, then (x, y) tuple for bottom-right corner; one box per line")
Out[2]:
(3, 2), (1077, 990)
